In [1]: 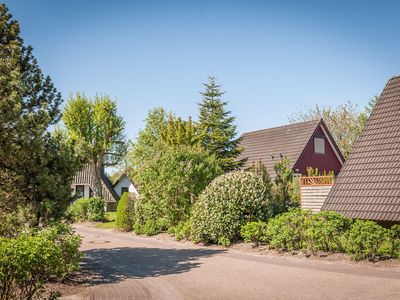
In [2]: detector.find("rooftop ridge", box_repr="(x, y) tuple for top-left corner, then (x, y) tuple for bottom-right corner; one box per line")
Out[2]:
(241, 119), (320, 136)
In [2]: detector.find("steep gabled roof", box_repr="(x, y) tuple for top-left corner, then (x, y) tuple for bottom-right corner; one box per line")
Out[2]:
(237, 119), (321, 178)
(73, 164), (119, 203)
(322, 76), (400, 222)
(113, 173), (136, 188)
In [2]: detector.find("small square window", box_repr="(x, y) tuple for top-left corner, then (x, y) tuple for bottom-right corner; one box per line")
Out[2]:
(314, 137), (325, 154)
(121, 187), (129, 195)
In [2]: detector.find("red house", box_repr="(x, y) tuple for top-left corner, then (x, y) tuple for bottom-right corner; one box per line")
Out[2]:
(238, 119), (344, 179)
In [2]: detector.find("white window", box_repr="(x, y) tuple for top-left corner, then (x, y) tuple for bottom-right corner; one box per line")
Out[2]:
(314, 137), (325, 154)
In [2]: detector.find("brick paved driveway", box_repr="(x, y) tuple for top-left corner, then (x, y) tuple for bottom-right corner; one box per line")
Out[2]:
(64, 224), (400, 300)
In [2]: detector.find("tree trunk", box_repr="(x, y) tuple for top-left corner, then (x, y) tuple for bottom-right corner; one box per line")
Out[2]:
(93, 162), (103, 198)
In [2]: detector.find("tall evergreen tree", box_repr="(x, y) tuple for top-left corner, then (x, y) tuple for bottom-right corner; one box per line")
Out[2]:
(198, 76), (243, 171)
(0, 4), (81, 224)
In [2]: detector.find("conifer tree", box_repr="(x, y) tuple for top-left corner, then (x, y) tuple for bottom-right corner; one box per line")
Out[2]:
(0, 4), (80, 224)
(198, 76), (243, 171)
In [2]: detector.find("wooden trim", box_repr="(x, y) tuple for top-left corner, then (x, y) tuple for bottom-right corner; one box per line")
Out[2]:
(300, 175), (334, 186)
(319, 122), (345, 165)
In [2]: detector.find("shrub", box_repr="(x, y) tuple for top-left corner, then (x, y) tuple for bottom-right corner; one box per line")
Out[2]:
(131, 145), (223, 228)
(0, 223), (81, 299)
(142, 219), (160, 236)
(264, 209), (311, 251)
(389, 225), (400, 258)
(240, 221), (268, 244)
(116, 193), (136, 231)
(305, 211), (352, 252)
(67, 197), (105, 222)
(170, 220), (192, 241)
(191, 171), (272, 245)
(345, 220), (390, 261)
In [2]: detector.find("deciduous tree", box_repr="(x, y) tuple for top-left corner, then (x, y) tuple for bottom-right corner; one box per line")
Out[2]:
(63, 93), (127, 197)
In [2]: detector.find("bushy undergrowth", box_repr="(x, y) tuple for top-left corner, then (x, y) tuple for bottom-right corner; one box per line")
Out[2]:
(264, 209), (311, 251)
(345, 220), (390, 260)
(169, 220), (192, 241)
(115, 193), (136, 231)
(240, 221), (268, 244)
(0, 223), (82, 299)
(191, 171), (272, 246)
(67, 197), (105, 222)
(240, 209), (399, 261)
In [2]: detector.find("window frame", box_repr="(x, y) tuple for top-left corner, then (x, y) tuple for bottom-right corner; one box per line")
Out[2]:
(313, 136), (326, 154)
(121, 187), (129, 195)
(75, 185), (85, 198)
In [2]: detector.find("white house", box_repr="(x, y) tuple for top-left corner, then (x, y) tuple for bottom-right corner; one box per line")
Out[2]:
(113, 173), (139, 197)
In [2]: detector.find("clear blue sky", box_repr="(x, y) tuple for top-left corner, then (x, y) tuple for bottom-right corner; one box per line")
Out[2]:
(5, 0), (400, 139)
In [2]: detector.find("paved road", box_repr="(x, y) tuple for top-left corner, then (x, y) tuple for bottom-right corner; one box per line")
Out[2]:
(67, 224), (400, 300)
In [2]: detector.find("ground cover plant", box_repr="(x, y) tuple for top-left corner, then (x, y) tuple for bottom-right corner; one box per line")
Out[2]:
(240, 209), (400, 261)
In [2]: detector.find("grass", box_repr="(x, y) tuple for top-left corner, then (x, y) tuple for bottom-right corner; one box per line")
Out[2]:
(93, 211), (117, 229)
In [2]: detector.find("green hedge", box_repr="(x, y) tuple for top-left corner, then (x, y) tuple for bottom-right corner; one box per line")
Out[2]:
(0, 223), (81, 299)
(115, 193), (135, 231)
(67, 197), (105, 222)
(240, 209), (400, 261)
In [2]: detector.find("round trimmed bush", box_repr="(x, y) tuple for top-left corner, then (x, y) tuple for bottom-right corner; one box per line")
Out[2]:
(191, 171), (272, 245)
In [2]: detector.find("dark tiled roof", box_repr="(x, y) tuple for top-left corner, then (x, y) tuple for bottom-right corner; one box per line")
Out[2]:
(322, 76), (400, 222)
(237, 119), (320, 178)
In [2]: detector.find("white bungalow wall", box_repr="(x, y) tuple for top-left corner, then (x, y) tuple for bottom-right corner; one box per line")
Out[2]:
(114, 176), (139, 197)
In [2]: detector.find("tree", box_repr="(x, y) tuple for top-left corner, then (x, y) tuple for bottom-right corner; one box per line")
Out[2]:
(0, 4), (80, 225)
(198, 76), (243, 171)
(63, 93), (127, 197)
(289, 100), (375, 159)
(129, 107), (168, 172)
(132, 145), (222, 228)
(161, 115), (200, 147)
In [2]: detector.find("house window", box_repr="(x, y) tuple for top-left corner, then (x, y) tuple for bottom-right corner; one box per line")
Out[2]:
(75, 185), (84, 198)
(121, 187), (129, 195)
(314, 137), (325, 154)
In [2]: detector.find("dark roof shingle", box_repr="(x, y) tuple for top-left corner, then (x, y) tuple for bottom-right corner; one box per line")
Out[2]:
(322, 76), (400, 222)
(237, 119), (320, 178)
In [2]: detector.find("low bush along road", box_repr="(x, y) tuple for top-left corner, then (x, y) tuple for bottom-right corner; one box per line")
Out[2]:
(66, 224), (400, 300)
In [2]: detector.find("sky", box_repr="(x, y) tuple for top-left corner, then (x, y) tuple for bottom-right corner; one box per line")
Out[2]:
(4, 0), (400, 140)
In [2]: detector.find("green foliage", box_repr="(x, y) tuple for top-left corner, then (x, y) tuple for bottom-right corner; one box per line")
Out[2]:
(198, 76), (243, 171)
(389, 225), (400, 258)
(305, 211), (352, 252)
(0, 223), (81, 300)
(306, 167), (335, 177)
(169, 220), (192, 241)
(191, 171), (272, 246)
(161, 115), (200, 147)
(0, 4), (81, 224)
(116, 193), (136, 231)
(132, 145), (222, 227)
(345, 220), (390, 261)
(272, 157), (299, 214)
(63, 93), (127, 197)
(142, 220), (160, 236)
(67, 197), (105, 222)
(240, 221), (268, 244)
(264, 209), (311, 251)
